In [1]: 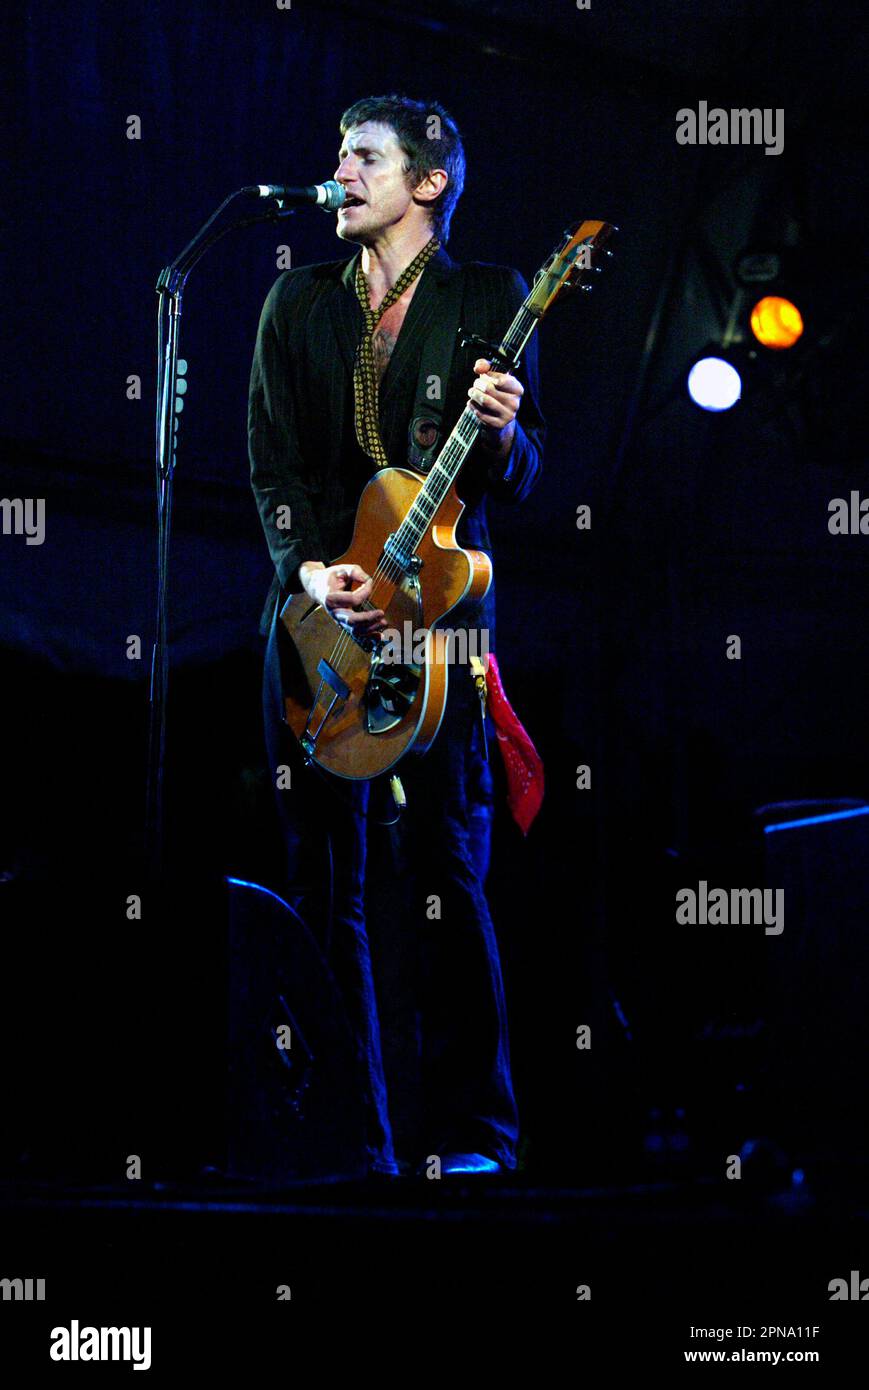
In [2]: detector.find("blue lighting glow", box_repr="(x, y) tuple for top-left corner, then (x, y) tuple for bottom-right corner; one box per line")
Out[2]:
(225, 876), (293, 911)
(687, 356), (742, 411)
(764, 806), (869, 835)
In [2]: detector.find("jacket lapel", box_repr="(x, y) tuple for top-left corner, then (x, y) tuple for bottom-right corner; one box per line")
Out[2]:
(327, 250), (364, 378)
(379, 245), (456, 414)
(327, 244), (457, 404)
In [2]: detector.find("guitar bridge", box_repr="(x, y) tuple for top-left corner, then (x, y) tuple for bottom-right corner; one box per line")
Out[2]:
(316, 657), (349, 700)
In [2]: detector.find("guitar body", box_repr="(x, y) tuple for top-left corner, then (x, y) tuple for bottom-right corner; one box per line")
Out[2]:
(280, 467), (492, 780)
(278, 217), (615, 781)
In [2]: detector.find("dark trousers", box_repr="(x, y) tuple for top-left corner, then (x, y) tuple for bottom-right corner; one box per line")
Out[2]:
(263, 610), (519, 1173)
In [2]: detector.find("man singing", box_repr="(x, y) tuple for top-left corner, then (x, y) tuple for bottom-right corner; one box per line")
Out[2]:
(249, 94), (544, 1177)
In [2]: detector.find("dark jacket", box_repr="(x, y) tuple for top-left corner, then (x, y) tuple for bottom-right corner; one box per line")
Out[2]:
(248, 242), (545, 646)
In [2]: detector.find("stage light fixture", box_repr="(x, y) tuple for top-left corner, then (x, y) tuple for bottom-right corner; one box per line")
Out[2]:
(749, 295), (804, 350)
(735, 249), (782, 286)
(687, 355), (742, 412)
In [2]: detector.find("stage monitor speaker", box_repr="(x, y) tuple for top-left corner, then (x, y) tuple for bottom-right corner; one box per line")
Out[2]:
(761, 801), (869, 1170)
(224, 877), (367, 1186)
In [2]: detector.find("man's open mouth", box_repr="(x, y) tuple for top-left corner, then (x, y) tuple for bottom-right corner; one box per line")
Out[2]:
(341, 194), (365, 209)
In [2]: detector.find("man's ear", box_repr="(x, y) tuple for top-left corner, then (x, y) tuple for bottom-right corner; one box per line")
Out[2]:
(413, 168), (449, 207)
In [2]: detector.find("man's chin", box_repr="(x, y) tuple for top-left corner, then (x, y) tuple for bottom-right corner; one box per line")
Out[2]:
(336, 224), (372, 245)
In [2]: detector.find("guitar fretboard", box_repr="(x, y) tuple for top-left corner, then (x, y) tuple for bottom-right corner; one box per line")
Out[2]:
(391, 297), (541, 558)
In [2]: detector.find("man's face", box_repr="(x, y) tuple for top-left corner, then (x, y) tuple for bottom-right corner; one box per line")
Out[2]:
(334, 121), (419, 243)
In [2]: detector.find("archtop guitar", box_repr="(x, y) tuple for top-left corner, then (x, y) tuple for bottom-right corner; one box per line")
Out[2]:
(279, 219), (616, 779)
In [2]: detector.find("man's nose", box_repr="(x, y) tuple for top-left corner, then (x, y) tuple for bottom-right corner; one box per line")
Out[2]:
(334, 154), (355, 183)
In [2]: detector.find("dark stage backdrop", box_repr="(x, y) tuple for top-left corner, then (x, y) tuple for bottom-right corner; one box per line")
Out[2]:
(3, 0), (687, 682)
(2, 1), (867, 1177)
(5, 2), (863, 725)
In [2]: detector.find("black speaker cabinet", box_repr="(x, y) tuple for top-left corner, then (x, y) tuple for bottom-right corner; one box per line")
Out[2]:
(762, 803), (869, 1170)
(224, 877), (367, 1185)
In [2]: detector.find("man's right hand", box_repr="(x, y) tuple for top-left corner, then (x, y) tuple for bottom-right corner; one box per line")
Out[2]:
(298, 561), (387, 638)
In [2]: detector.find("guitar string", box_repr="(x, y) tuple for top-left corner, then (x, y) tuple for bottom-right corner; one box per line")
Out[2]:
(323, 307), (536, 680)
(324, 303), (537, 672)
(325, 406), (483, 673)
(323, 403), (481, 669)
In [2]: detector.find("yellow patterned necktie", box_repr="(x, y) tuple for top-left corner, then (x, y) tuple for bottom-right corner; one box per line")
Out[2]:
(352, 235), (441, 468)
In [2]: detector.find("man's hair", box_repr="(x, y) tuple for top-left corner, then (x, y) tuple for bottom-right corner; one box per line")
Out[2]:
(339, 94), (465, 242)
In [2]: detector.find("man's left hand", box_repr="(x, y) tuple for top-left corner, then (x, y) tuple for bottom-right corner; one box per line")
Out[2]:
(468, 357), (521, 456)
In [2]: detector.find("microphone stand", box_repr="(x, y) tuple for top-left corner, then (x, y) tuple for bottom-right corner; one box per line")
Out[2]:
(146, 190), (297, 881)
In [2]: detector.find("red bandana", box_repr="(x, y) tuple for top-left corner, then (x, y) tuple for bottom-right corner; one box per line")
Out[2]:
(485, 653), (544, 836)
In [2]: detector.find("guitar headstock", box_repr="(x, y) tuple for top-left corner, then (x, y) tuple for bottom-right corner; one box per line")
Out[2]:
(527, 220), (617, 317)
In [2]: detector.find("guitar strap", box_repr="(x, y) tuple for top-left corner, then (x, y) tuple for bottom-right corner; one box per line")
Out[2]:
(406, 266), (466, 473)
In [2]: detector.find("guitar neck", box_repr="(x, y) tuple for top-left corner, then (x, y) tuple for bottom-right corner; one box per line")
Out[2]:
(394, 296), (541, 556)
(389, 217), (615, 562)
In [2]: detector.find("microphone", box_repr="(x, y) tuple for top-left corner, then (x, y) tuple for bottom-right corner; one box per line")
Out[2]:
(249, 180), (347, 211)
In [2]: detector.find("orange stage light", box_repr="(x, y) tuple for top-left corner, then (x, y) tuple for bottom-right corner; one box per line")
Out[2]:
(750, 296), (804, 349)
